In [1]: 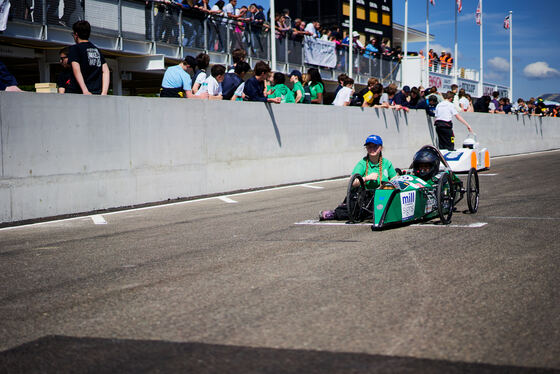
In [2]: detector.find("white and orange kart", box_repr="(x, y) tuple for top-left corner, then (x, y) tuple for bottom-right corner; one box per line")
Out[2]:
(441, 134), (490, 173)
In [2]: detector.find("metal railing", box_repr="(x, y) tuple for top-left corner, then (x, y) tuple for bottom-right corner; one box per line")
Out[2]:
(7, 0), (401, 84)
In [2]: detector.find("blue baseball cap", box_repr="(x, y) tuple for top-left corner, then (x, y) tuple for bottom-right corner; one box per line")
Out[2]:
(364, 135), (383, 146)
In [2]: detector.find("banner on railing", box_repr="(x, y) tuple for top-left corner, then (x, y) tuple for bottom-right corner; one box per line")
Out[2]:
(303, 38), (337, 69)
(429, 72), (508, 98)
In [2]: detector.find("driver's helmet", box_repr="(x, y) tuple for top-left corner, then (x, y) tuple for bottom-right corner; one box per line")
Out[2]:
(412, 148), (440, 181)
(463, 138), (476, 149)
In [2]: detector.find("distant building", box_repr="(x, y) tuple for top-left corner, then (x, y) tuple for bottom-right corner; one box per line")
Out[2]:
(277, 0), (394, 46)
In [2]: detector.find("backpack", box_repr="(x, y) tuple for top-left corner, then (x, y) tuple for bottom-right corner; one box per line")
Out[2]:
(302, 85), (312, 104)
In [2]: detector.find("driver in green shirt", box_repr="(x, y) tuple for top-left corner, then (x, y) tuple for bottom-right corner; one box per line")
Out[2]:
(320, 135), (397, 221)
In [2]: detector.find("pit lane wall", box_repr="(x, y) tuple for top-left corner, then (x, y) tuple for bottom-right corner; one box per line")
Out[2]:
(1, 91), (558, 223)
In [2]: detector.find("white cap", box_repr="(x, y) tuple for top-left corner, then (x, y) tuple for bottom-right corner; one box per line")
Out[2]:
(352, 31), (360, 37)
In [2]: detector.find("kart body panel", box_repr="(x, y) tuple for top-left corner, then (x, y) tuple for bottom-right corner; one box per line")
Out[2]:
(441, 134), (490, 172)
(372, 175), (439, 228)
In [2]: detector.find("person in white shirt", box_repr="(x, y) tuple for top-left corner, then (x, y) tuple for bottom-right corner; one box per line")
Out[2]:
(332, 77), (354, 106)
(195, 64), (225, 100)
(304, 20), (320, 38)
(458, 89), (470, 112)
(434, 91), (473, 150)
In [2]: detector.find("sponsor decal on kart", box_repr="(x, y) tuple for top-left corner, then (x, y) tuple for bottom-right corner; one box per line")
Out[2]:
(443, 151), (464, 162)
(425, 194), (436, 213)
(400, 191), (416, 221)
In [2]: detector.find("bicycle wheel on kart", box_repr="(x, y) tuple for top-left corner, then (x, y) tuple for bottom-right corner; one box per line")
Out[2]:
(347, 174), (367, 223)
(466, 167), (480, 213)
(437, 173), (454, 225)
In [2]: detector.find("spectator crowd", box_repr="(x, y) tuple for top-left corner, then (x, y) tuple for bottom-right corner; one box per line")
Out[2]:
(1, 18), (558, 119)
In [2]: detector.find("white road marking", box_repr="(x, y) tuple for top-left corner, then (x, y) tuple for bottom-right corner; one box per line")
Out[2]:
(1, 179), (351, 231)
(492, 149), (560, 159)
(217, 196), (238, 204)
(478, 173), (498, 176)
(295, 220), (488, 228)
(295, 220), (371, 226)
(300, 184), (324, 190)
(489, 216), (560, 221)
(91, 215), (107, 225)
(411, 222), (488, 228)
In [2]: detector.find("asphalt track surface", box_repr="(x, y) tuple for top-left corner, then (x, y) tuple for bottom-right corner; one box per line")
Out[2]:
(1, 151), (559, 373)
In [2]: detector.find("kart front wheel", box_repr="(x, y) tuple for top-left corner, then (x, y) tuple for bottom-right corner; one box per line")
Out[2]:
(466, 167), (480, 213)
(347, 174), (367, 223)
(437, 173), (454, 225)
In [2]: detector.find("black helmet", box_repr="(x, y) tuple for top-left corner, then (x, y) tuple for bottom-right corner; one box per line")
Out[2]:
(413, 148), (440, 181)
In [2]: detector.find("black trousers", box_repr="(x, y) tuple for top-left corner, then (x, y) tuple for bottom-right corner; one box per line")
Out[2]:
(435, 121), (455, 150)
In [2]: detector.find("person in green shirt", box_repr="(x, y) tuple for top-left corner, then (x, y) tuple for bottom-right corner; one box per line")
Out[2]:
(267, 72), (295, 103)
(306, 67), (324, 104)
(319, 134), (398, 221)
(289, 70), (305, 103)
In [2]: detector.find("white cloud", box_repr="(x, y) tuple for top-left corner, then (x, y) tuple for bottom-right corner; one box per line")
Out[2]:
(523, 62), (560, 80)
(488, 57), (509, 72)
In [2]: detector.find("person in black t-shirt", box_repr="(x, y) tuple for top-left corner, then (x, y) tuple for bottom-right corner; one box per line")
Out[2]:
(57, 47), (73, 94)
(67, 20), (110, 95)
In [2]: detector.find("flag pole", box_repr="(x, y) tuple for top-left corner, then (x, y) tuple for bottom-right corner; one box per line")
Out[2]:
(425, 0), (429, 88)
(453, 0), (458, 83)
(509, 10), (513, 101)
(478, 0), (483, 97)
(348, 0), (353, 78)
(403, 0), (408, 85)
(270, 0), (276, 71)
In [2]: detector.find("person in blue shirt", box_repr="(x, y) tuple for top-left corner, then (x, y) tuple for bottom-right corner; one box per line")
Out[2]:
(160, 55), (206, 98)
(243, 61), (280, 103)
(363, 37), (378, 59)
(0, 61), (22, 92)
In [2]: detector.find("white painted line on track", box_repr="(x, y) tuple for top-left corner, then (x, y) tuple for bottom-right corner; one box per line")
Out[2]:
(91, 215), (107, 225)
(295, 220), (371, 226)
(489, 216), (560, 221)
(0, 178), (349, 231)
(411, 222), (488, 228)
(217, 196), (238, 204)
(300, 184), (325, 189)
(492, 149), (560, 159)
(295, 220), (488, 228)
(478, 173), (498, 176)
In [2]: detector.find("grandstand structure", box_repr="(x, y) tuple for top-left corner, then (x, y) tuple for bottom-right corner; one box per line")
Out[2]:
(0, 0), (507, 96)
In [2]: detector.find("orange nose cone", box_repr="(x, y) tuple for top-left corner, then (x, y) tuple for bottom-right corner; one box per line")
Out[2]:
(471, 152), (477, 169)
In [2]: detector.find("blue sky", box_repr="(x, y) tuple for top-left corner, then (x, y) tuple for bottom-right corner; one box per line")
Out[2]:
(392, 0), (560, 99)
(236, 0), (560, 99)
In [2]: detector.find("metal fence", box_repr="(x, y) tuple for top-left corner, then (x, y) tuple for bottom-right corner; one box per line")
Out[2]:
(7, 0), (400, 84)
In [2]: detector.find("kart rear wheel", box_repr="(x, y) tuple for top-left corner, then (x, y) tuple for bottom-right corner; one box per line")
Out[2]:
(347, 174), (367, 223)
(437, 173), (454, 225)
(466, 167), (480, 213)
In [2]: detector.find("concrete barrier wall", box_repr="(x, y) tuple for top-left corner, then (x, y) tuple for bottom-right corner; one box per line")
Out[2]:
(1, 91), (558, 223)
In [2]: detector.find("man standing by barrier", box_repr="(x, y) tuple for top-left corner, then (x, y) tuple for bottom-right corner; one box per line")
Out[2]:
(434, 91), (473, 151)
(67, 20), (110, 95)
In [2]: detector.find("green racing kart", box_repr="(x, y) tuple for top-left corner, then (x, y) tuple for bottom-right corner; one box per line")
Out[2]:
(346, 145), (480, 229)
